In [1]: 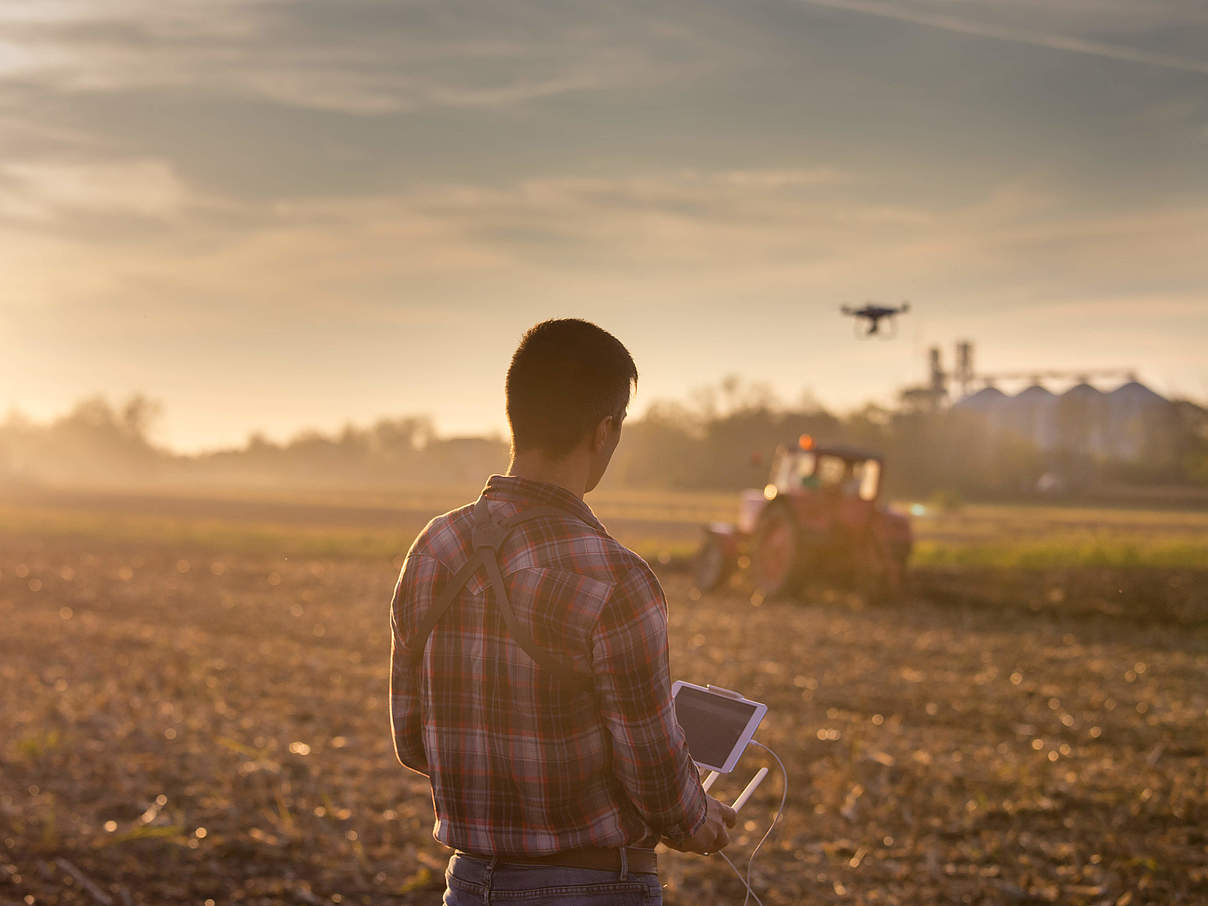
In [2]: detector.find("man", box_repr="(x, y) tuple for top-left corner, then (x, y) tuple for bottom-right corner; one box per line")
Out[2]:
(390, 319), (735, 905)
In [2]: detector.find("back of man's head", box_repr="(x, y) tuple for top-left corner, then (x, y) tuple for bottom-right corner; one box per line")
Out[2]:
(506, 319), (638, 458)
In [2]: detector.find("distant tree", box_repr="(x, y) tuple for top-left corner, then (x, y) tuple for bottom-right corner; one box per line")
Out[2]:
(119, 394), (162, 442)
(370, 416), (434, 459)
(26, 394), (166, 483)
(1172, 400), (1208, 486)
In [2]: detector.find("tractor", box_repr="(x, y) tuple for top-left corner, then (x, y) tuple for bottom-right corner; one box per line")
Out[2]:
(693, 437), (912, 599)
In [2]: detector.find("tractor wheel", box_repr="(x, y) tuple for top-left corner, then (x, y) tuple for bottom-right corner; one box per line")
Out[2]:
(859, 537), (906, 604)
(856, 567), (892, 604)
(887, 551), (910, 598)
(751, 502), (803, 598)
(692, 534), (732, 593)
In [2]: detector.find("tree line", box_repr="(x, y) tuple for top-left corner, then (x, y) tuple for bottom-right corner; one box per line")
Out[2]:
(3, 380), (1206, 501)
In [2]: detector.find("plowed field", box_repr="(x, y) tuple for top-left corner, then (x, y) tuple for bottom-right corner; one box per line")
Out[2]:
(1, 489), (1205, 905)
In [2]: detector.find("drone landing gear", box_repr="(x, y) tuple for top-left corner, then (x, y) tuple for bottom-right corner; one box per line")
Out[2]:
(852, 317), (899, 339)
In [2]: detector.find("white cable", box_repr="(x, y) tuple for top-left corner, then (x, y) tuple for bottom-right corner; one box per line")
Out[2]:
(714, 739), (787, 906)
(717, 850), (765, 906)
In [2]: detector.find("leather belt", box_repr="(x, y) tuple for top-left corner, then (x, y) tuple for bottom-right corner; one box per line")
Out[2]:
(457, 846), (658, 875)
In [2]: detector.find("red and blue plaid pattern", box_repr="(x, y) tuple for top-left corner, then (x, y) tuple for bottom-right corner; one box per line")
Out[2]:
(390, 474), (707, 855)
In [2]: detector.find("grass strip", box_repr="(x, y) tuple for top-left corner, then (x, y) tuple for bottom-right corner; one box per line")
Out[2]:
(5, 503), (1206, 569)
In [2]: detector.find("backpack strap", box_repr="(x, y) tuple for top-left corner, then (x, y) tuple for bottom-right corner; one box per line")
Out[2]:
(410, 498), (593, 693)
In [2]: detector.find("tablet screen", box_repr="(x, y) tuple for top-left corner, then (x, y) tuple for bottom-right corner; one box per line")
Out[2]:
(674, 685), (758, 767)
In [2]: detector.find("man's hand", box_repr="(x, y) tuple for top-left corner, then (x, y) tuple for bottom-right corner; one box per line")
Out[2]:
(663, 796), (738, 855)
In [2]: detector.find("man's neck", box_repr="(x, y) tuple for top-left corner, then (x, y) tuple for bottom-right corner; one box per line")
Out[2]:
(506, 449), (589, 499)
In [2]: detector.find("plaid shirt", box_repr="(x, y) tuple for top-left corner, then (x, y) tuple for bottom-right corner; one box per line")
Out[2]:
(389, 474), (707, 855)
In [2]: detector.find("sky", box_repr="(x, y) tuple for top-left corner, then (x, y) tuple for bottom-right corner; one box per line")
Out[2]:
(2, 0), (1206, 452)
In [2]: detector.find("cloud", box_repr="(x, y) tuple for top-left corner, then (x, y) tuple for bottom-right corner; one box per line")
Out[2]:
(6, 162), (1203, 324)
(3, 0), (1205, 214)
(0, 0), (726, 115)
(0, 157), (190, 220)
(792, 0), (1208, 76)
(1, 0), (1205, 311)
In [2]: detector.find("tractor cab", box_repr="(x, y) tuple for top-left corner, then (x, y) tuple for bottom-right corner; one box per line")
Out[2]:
(766, 443), (883, 502)
(763, 439), (887, 537)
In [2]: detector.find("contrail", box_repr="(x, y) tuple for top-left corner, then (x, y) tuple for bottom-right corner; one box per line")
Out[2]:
(794, 0), (1208, 77)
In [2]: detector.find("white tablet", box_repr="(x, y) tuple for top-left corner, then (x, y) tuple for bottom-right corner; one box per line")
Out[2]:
(671, 681), (768, 774)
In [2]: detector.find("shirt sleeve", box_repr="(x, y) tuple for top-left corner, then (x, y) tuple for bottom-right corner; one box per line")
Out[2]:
(590, 564), (708, 841)
(388, 553), (442, 777)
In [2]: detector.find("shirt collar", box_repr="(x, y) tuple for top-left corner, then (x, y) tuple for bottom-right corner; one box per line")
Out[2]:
(480, 474), (606, 533)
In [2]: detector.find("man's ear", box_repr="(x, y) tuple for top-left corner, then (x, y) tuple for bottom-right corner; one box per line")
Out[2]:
(590, 415), (613, 453)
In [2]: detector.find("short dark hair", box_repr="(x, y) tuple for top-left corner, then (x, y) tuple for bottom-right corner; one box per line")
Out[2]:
(506, 319), (638, 457)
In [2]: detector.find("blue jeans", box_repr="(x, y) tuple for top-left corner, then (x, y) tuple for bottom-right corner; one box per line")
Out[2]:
(442, 851), (662, 905)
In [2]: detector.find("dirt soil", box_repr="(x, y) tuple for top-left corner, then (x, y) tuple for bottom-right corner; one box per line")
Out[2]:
(1, 533), (1205, 905)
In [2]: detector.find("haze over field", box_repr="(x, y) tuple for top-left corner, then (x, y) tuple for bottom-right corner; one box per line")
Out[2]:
(2, 0), (1206, 451)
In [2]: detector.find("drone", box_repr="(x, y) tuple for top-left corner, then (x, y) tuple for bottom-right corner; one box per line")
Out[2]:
(840, 301), (911, 338)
